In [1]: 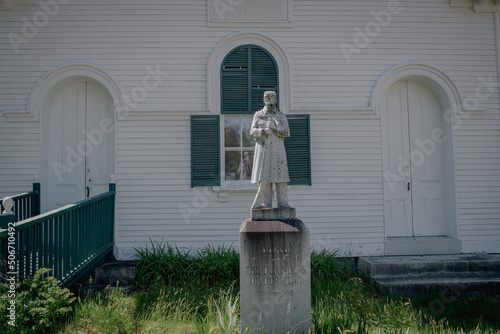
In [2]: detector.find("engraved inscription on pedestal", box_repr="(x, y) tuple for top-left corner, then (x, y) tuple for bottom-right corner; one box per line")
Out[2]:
(240, 219), (311, 333)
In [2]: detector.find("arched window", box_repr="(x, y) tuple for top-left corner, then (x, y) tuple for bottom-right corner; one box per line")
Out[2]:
(191, 45), (310, 187)
(221, 45), (278, 114)
(220, 45), (279, 183)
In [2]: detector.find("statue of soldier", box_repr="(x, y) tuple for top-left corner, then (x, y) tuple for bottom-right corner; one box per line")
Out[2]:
(250, 91), (291, 209)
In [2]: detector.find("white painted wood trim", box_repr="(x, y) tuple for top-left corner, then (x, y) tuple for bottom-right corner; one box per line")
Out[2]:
(5, 0), (36, 4)
(28, 63), (124, 121)
(35, 65), (119, 216)
(370, 62), (484, 117)
(495, 12), (500, 107)
(290, 107), (376, 118)
(462, 240), (500, 253)
(1, 108), (31, 118)
(207, 0), (293, 27)
(207, 31), (291, 115)
(450, 0), (500, 12)
(449, 0), (473, 6)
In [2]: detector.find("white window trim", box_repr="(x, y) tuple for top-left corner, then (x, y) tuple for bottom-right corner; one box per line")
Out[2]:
(207, 31), (291, 116)
(220, 114), (256, 188)
(208, 33), (290, 190)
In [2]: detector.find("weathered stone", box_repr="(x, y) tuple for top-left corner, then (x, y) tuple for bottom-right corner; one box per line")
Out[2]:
(74, 261), (136, 298)
(251, 91), (291, 209)
(251, 207), (296, 221)
(240, 219), (311, 333)
(93, 261), (136, 286)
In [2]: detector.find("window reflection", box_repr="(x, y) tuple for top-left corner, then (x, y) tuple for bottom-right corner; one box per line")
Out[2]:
(225, 151), (241, 180)
(242, 116), (256, 147)
(224, 116), (255, 181)
(240, 151), (254, 180)
(224, 117), (240, 147)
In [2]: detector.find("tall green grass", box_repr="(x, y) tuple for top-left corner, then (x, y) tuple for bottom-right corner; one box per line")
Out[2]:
(57, 243), (500, 334)
(135, 241), (239, 291)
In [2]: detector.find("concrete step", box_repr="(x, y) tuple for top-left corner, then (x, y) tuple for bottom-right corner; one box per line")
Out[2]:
(73, 261), (136, 297)
(375, 273), (500, 298)
(358, 254), (500, 298)
(92, 261), (136, 286)
(359, 254), (500, 278)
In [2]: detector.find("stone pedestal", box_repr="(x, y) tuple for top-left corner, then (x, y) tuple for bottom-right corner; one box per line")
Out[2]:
(240, 208), (311, 333)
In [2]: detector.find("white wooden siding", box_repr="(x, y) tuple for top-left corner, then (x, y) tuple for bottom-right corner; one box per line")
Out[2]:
(0, 0), (499, 258)
(113, 111), (384, 257)
(0, 121), (38, 195)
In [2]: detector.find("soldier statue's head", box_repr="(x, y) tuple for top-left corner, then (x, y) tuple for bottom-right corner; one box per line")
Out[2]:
(263, 91), (277, 110)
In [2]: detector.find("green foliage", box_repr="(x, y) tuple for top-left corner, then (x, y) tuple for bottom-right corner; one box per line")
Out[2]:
(411, 293), (500, 333)
(196, 244), (240, 288)
(311, 290), (352, 334)
(193, 287), (245, 334)
(135, 240), (239, 291)
(341, 278), (379, 334)
(0, 268), (75, 334)
(310, 248), (354, 282)
(53, 244), (500, 333)
(339, 278), (418, 334)
(135, 241), (194, 289)
(67, 289), (136, 333)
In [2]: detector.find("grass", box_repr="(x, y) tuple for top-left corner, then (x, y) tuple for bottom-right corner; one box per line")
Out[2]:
(55, 242), (500, 334)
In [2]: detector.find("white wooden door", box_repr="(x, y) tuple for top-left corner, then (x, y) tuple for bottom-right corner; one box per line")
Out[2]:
(47, 82), (87, 209)
(85, 82), (115, 198)
(407, 81), (446, 236)
(383, 80), (446, 237)
(46, 81), (114, 210)
(382, 81), (413, 237)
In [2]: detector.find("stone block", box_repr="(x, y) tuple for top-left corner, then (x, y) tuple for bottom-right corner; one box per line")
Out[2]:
(240, 219), (311, 333)
(251, 208), (296, 221)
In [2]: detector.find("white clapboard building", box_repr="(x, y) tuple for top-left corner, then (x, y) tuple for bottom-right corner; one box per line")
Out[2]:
(1, 0), (499, 260)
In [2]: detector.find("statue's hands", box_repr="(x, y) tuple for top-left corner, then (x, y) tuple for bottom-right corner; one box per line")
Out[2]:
(262, 128), (272, 135)
(268, 122), (277, 130)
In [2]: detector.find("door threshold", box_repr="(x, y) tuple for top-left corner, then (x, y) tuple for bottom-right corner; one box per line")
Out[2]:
(384, 236), (461, 256)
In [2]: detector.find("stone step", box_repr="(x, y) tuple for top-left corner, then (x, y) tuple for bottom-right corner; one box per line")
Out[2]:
(92, 261), (136, 286)
(375, 273), (500, 298)
(73, 261), (136, 297)
(358, 254), (500, 297)
(358, 254), (500, 278)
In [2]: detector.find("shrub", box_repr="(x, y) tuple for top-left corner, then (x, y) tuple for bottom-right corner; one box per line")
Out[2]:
(0, 268), (75, 334)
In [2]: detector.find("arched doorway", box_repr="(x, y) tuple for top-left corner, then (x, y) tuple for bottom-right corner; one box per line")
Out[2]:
(382, 80), (451, 237)
(40, 80), (115, 211)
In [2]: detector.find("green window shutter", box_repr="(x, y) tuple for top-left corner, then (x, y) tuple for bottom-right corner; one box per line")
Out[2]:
(251, 47), (279, 111)
(191, 115), (220, 187)
(221, 45), (278, 114)
(285, 115), (311, 186)
(221, 47), (248, 114)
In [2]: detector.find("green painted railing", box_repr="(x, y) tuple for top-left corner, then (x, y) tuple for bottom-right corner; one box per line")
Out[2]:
(0, 184), (115, 288)
(0, 183), (40, 222)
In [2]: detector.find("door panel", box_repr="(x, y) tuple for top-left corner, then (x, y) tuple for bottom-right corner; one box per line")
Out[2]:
(47, 82), (87, 209)
(46, 81), (114, 211)
(408, 81), (446, 236)
(382, 81), (412, 237)
(383, 80), (446, 237)
(85, 82), (115, 197)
